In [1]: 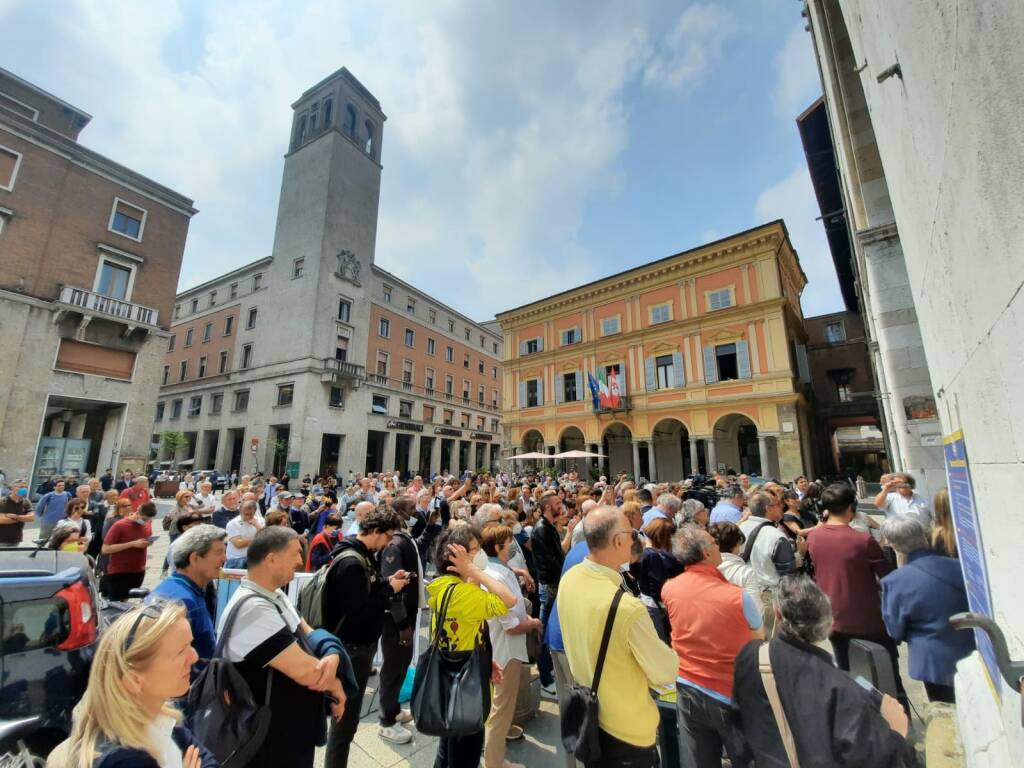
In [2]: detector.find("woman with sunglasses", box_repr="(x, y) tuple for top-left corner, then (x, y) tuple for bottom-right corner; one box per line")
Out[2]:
(49, 602), (214, 768)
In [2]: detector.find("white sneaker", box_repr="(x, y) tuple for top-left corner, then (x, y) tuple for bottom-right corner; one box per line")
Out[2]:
(378, 724), (414, 744)
(540, 683), (557, 699)
(395, 709), (414, 724)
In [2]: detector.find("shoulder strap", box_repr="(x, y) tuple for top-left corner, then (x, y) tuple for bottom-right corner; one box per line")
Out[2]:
(213, 591), (263, 657)
(431, 584), (458, 644)
(758, 643), (800, 768)
(742, 521), (773, 562)
(591, 589), (624, 696)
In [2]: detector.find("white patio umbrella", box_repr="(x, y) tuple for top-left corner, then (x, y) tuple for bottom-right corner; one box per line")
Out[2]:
(508, 451), (551, 460)
(552, 449), (605, 459)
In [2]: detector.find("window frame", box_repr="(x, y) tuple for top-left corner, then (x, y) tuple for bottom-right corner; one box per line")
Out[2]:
(655, 354), (673, 389)
(241, 343), (253, 369)
(379, 317), (391, 338)
(371, 394), (389, 415)
(706, 287), (735, 312)
(292, 257), (304, 279)
(179, 360), (188, 381)
(91, 252), (138, 303)
(183, 328), (193, 348)
(276, 383), (295, 408)
(197, 356), (207, 378)
(202, 322), (212, 343)
(188, 396), (202, 418)
(246, 307), (257, 330)
(600, 316), (621, 336)
(825, 321), (847, 344)
(404, 328), (415, 347)
(338, 297), (352, 324)
(211, 393), (224, 414)
(526, 379), (540, 408)
(648, 303), (672, 325)
(223, 316), (234, 336)
(232, 390), (249, 413)
(0, 143), (24, 192)
(106, 197), (147, 242)
(218, 350), (229, 374)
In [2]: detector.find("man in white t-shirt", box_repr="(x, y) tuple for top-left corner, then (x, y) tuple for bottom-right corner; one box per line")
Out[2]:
(191, 481), (217, 518)
(873, 473), (932, 530)
(225, 499), (263, 568)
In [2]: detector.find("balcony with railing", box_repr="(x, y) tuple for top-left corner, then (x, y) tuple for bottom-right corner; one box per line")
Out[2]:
(593, 395), (632, 413)
(57, 286), (159, 327)
(367, 372), (502, 413)
(322, 358), (366, 385)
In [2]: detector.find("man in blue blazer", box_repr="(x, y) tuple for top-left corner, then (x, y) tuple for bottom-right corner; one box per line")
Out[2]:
(880, 515), (974, 702)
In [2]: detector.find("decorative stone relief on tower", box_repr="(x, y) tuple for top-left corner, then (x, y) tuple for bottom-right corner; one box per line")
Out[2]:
(335, 250), (361, 285)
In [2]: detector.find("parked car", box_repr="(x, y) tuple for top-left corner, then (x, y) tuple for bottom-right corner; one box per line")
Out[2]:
(0, 548), (101, 754)
(200, 469), (229, 492)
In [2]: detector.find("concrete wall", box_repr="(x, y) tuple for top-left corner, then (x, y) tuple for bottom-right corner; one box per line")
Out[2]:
(806, 1), (1024, 762)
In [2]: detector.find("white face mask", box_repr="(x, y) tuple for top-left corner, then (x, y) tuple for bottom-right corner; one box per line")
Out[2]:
(473, 550), (489, 570)
(618, 561), (631, 573)
(512, 523), (523, 535)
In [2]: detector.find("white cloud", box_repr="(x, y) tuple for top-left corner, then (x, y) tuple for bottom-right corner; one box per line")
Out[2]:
(643, 2), (735, 91)
(754, 166), (845, 316)
(772, 25), (821, 117)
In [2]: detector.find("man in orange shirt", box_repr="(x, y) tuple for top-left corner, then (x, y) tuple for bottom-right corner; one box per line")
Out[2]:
(118, 476), (151, 511)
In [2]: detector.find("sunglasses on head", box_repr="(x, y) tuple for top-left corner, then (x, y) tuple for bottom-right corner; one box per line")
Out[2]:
(122, 602), (166, 654)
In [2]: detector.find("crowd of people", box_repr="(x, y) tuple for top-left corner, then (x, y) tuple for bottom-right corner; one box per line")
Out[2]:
(12, 464), (974, 768)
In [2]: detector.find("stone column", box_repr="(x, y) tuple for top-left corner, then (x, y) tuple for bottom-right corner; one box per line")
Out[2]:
(689, 439), (699, 478)
(706, 439), (717, 475)
(382, 432), (397, 475)
(548, 444), (557, 476)
(631, 440), (641, 481)
(758, 436), (770, 479)
(450, 440), (461, 478)
(428, 436), (441, 479)
(409, 434), (421, 476)
(647, 441), (657, 482)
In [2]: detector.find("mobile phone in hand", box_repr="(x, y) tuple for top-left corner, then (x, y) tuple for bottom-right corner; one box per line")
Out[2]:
(854, 676), (883, 708)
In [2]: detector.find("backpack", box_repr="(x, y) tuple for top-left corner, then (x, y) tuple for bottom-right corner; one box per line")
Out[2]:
(185, 592), (275, 768)
(296, 547), (373, 633)
(741, 521), (774, 563)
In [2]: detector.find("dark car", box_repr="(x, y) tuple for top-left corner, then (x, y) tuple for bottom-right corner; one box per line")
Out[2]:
(199, 470), (229, 492)
(0, 548), (101, 753)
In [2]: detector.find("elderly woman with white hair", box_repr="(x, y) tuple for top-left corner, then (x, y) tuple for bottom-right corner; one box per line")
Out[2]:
(733, 575), (915, 767)
(677, 498), (708, 529)
(881, 515), (974, 703)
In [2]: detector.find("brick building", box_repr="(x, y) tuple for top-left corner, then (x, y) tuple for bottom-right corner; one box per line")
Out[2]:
(0, 66), (196, 489)
(152, 68), (501, 480)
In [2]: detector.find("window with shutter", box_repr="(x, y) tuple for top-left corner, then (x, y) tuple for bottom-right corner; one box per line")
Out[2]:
(645, 357), (657, 391)
(703, 346), (718, 384)
(554, 374), (564, 403)
(736, 340), (752, 379)
(671, 351), (685, 387)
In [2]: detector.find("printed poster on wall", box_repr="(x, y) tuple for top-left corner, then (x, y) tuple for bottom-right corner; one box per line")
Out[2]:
(943, 430), (1000, 696)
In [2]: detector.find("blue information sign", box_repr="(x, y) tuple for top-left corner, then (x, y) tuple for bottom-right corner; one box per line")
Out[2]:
(943, 430), (1000, 695)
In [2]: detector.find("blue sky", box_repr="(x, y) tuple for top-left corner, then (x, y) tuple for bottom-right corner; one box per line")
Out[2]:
(0, 0), (843, 320)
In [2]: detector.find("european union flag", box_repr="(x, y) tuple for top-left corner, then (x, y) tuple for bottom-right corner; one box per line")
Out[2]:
(587, 372), (601, 409)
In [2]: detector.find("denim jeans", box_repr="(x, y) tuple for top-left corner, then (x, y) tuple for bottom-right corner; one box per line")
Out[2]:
(538, 583), (557, 686)
(675, 683), (748, 768)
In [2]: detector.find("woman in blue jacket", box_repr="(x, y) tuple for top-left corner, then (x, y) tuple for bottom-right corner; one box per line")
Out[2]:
(880, 516), (974, 703)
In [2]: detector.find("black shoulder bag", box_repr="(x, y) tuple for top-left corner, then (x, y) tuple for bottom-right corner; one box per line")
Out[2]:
(560, 588), (624, 764)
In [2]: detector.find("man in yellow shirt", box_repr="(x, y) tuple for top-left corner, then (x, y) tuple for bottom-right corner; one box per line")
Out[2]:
(558, 506), (678, 767)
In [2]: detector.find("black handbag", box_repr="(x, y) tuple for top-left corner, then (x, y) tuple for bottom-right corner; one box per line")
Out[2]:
(411, 583), (491, 736)
(560, 588), (624, 764)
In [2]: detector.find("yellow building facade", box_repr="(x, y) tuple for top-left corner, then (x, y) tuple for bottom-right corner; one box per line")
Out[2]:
(496, 221), (815, 482)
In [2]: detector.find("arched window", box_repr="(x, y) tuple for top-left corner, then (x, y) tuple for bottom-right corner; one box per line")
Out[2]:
(364, 121), (374, 156)
(323, 98), (333, 127)
(345, 104), (357, 136)
(293, 114), (307, 148)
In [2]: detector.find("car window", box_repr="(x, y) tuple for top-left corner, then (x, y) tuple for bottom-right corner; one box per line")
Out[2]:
(2, 599), (69, 654)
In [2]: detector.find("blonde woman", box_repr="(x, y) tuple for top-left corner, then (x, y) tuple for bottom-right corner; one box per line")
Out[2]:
(931, 488), (958, 558)
(49, 602), (211, 768)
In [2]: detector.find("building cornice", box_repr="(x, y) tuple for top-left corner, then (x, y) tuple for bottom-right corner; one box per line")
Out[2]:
(175, 256), (274, 300)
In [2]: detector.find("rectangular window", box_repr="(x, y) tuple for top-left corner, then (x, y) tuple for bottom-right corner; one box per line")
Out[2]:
(478, 384), (485, 403)
(830, 369), (855, 402)
(491, 418), (499, 433)
(461, 413), (470, 428)
(462, 380), (470, 401)
(445, 346), (454, 362)
(837, 382), (853, 402)
(407, 298), (415, 314)
(211, 393), (223, 414)
(191, 299), (199, 314)
(162, 365), (170, 385)
(656, 354), (673, 389)
(600, 317), (620, 336)
(168, 335), (176, 352)
(292, 258), (304, 278)
(708, 288), (733, 311)
(203, 322), (212, 342)
(492, 390), (498, 407)
(241, 343), (253, 369)
(463, 354), (470, 369)
(561, 327), (580, 345)
(174, 305), (181, 319)
(171, 399), (182, 419)
(219, 350), (229, 373)
(233, 390), (249, 412)
(445, 375), (454, 396)
(448, 319), (455, 333)
(329, 386), (344, 408)
(399, 400), (413, 418)
(253, 274), (262, 290)
(464, 328), (471, 341)
(383, 286), (392, 304)
(229, 282), (238, 299)
(563, 374), (578, 402)
(179, 360), (188, 381)
(492, 367), (498, 379)
(376, 351), (389, 377)
(425, 368), (435, 391)
(0, 145), (23, 191)
(525, 338), (539, 354)
(825, 321), (847, 344)
(246, 307), (257, 329)
(338, 299), (351, 323)
(526, 380), (540, 408)
(715, 344), (739, 381)
(224, 316), (234, 336)
(429, 309), (437, 325)
(209, 291), (217, 307)
(443, 409), (454, 425)
(493, 342), (498, 354)
(335, 336), (348, 361)
(184, 328), (193, 347)
(108, 198), (146, 241)
(188, 396), (201, 417)
(605, 364), (625, 394)
(404, 328), (415, 347)
(480, 335), (485, 348)
(478, 361), (484, 374)
(427, 338), (436, 355)
(402, 360), (414, 388)
(423, 405), (435, 423)
(155, 402), (165, 420)
(276, 383), (294, 407)
(96, 259), (132, 300)
(379, 317), (391, 337)
(372, 394), (388, 414)
(650, 304), (671, 324)
(198, 356), (207, 378)
(477, 416), (486, 430)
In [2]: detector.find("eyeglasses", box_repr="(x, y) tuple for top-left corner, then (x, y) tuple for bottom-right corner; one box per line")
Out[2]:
(122, 603), (165, 654)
